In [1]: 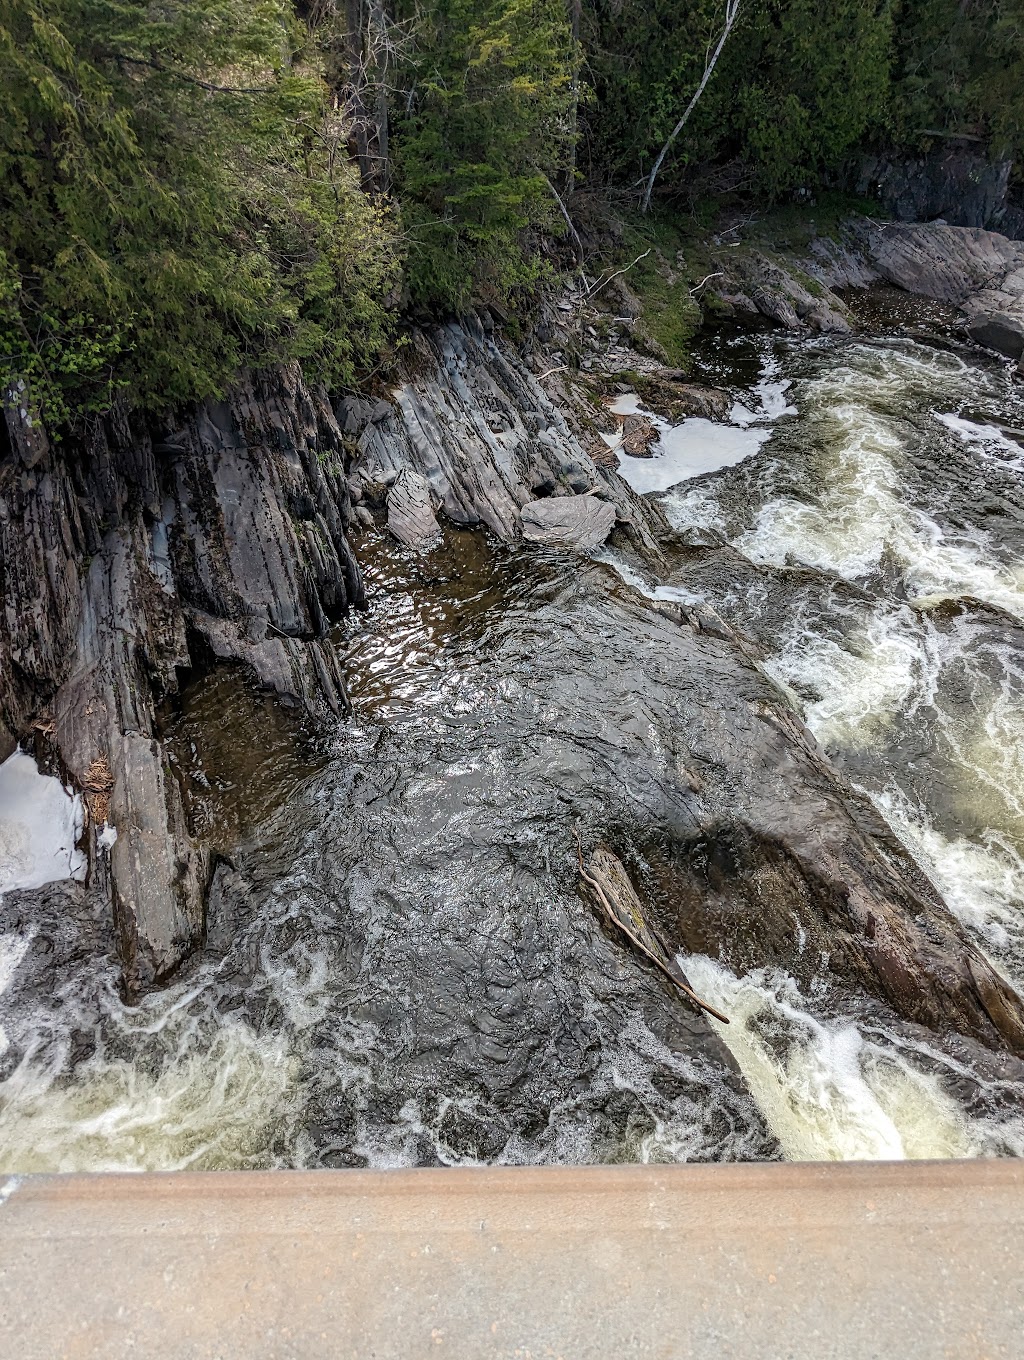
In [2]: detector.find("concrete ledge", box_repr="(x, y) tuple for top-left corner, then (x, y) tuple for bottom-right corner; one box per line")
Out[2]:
(1, 1161), (1021, 1358)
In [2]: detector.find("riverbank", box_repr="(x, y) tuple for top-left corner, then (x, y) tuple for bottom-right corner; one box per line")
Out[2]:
(4, 213), (1024, 1169)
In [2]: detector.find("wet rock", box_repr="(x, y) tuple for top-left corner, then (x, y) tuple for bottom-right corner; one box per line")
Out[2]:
(520, 494), (617, 551)
(1, 363), (364, 997)
(966, 310), (1024, 360)
(386, 468), (442, 549)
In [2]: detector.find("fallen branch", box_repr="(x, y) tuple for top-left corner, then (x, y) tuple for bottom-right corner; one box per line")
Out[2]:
(574, 831), (730, 1024)
(543, 175), (585, 264)
(585, 248), (652, 302)
(689, 271), (723, 295)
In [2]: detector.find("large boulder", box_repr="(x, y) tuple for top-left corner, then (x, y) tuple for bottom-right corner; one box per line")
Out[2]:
(966, 310), (1024, 360)
(386, 468), (441, 549)
(520, 494), (617, 551)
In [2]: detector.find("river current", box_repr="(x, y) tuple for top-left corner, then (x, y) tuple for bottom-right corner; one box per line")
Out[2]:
(3, 301), (1024, 1168)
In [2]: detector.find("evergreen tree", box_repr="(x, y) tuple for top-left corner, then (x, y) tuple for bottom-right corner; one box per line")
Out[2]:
(390, 0), (579, 314)
(0, 0), (398, 426)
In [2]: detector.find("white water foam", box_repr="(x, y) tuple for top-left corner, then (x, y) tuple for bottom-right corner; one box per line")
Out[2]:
(592, 549), (704, 606)
(684, 957), (1024, 1160)
(935, 411), (1024, 470)
(762, 591), (1024, 985)
(730, 348), (1024, 618)
(0, 751), (86, 899)
(605, 355), (793, 497)
(872, 787), (1024, 988)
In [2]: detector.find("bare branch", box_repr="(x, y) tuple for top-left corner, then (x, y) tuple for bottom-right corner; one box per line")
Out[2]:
(107, 52), (269, 95)
(543, 175), (584, 264)
(584, 248), (651, 301)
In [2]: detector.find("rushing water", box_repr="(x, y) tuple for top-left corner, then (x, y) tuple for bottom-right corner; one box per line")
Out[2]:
(4, 300), (1024, 1168)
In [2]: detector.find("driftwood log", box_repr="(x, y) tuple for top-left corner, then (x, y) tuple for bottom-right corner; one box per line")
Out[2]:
(575, 835), (729, 1024)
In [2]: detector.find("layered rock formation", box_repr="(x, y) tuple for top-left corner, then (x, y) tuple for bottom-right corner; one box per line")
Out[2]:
(343, 319), (666, 557)
(709, 218), (1024, 367)
(1, 323), (667, 998)
(1, 364), (363, 995)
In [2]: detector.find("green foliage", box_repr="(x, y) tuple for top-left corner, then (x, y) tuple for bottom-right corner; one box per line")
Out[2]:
(891, 0), (1024, 157)
(390, 0), (578, 315)
(582, 0), (894, 204)
(0, 0), (398, 427)
(730, 0), (894, 196)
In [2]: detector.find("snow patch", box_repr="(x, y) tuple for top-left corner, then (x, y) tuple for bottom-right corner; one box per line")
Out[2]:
(0, 751), (86, 899)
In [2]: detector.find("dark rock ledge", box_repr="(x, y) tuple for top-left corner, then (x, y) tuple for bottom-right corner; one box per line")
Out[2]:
(1, 363), (362, 996)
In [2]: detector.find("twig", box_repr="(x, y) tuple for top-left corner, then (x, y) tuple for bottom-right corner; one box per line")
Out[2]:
(536, 365), (567, 381)
(574, 831), (730, 1024)
(585, 249), (652, 302)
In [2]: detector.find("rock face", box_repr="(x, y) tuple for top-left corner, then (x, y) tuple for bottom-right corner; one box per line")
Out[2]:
(1, 364), (363, 996)
(856, 147), (1015, 235)
(350, 319), (667, 559)
(812, 221), (1024, 360)
(0, 323), (665, 999)
(520, 494), (617, 551)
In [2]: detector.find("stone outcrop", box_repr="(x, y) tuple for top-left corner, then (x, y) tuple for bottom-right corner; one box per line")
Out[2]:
(1, 364), (363, 996)
(801, 220), (1024, 361)
(710, 219), (1024, 363)
(348, 319), (668, 559)
(1, 322), (670, 998)
(856, 146), (1015, 235)
(574, 576), (1024, 1059)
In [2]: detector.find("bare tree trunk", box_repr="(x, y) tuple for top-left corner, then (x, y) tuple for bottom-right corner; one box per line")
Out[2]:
(640, 0), (741, 214)
(344, 0), (375, 189)
(565, 0), (582, 196)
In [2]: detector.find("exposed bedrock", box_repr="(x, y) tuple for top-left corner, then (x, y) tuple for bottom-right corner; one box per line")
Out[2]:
(855, 146), (1016, 235)
(1, 364), (363, 995)
(819, 222), (1024, 362)
(569, 576), (1024, 1060)
(711, 219), (1024, 364)
(1, 323), (666, 998)
(341, 318), (668, 557)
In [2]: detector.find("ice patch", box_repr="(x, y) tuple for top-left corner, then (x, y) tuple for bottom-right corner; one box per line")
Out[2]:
(0, 751), (86, 898)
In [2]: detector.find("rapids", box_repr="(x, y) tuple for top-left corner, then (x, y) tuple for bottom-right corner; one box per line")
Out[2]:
(4, 298), (1024, 1168)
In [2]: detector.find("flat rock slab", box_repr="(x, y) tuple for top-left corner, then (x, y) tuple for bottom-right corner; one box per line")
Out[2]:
(0, 1162), (1021, 1359)
(520, 493), (616, 550)
(967, 309), (1024, 360)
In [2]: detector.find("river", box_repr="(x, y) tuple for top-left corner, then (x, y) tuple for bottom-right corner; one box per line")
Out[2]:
(3, 298), (1024, 1169)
